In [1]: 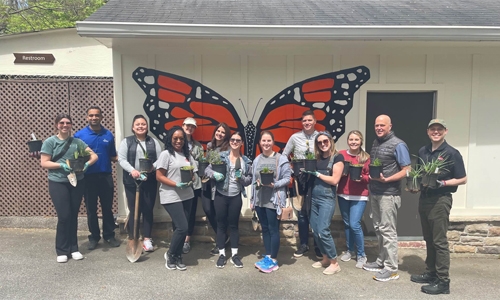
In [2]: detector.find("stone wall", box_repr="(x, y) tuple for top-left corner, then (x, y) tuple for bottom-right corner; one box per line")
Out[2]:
(447, 219), (500, 255)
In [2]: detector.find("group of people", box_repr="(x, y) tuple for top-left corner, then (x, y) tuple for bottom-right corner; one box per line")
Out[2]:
(38, 106), (466, 296)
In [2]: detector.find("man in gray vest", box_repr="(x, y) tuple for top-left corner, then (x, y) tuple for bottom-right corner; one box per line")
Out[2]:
(363, 114), (410, 282)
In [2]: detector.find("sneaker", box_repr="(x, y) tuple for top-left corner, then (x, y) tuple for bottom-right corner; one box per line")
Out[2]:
(175, 255), (187, 271)
(56, 255), (68, 263)
(294, 244), (309, 257)
(143, 238), (154, 252)
(355, 256), (367, 269)
(340, 251), (355, 262)
(71, 252), (84, 260)
(411, 272), (438, 284)
(210, 246), (219, 256)
(259, 259), (279, 273)
(373, 269), (399, 281)
(421, 279), (450, 295)
(255, 256), (271, 269)
(87, 239), (98, 250)
(363, 261), (384, 272)
(323, 264), (341, 275)
(106, 237), (120, 247)
(312, 261), (329, 268)
(164, 252), (177, 270)
(230, 255), (243, 268)
(182, 242), (191, 254)
(314, 247), (323, 260)
(216, 254), (226, 268)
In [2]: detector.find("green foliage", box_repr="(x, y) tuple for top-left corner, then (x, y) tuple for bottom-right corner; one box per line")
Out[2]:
(351, 164), (363, 167)
(421, 152), (450, 175)
(180, 165), (194, 171)
(198, 150), (208, 162)
(73, 146), (90, 159)
(260, 167), (273, 174)
(1, 0), (107, 35)
(371, 158), (382, 167)
(304, 141), (315, 160)
(207, 150), (223, 165)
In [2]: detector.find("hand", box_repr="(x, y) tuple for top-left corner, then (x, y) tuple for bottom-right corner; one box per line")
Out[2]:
(139, 173), (147, 181)
(59, 163), (72, 172)
(369, 173), (387, 182)
(254, 180), (262, 190)
(235, 169), (242, 179)
(304, 170), (320, 177)
(130, 169), (141, 179)
(436, 180), (446, 188)
(28, 151), (40, 159)
(176, 182), (189, 189)
(213, 172), (225, 182)
(82, 162), (90, 172)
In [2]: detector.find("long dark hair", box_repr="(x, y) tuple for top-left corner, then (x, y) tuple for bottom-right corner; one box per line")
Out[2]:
(131, 114), (148, 135)
(209, 122), (230, 151)
(165, 126), (190, 159)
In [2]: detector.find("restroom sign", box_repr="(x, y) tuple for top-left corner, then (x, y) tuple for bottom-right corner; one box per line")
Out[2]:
(14, 53), (55, 64)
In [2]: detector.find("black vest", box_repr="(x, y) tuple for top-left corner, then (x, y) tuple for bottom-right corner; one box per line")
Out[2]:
(123, 135), (158, 186)
(369, 131), (405, 195)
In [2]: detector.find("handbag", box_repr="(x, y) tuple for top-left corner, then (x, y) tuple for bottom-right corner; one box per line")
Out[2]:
(290, 179), (304, 212)
(251, 211), (259, 231)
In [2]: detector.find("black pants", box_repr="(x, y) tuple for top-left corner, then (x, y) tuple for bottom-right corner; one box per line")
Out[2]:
(84, 173), (115, 241)
(214, 192), (242, 250)
(419, 193), (452, 280)
(48, 180), (85, 255)
(124, 177), (157, 239)
(187, 189), (201, 237)
(163, 199), (193, 256)
(201, 184), (217, 234)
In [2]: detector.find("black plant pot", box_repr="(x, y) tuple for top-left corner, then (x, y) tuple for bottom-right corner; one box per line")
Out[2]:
(27, 140), (42, 152)
(68, 158), (85, 173)
(292, 160), (304, 177)
(342, 161), (351, 176)
(422, 173), (439, 188)
(139, 158), (152, 172)
(406, 176), (421, 192)
(369, 165), (382, 179)
(198, 161), (209, 177)
(349, 166), (363, 181)
(180, 169), (193, 183)
(260, 171), (274, 185)
(212, 162), (227, 177)
(304, 159), (316, 172)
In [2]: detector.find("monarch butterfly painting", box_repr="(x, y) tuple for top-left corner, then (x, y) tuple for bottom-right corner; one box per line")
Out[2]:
(133, 65), (370, 159)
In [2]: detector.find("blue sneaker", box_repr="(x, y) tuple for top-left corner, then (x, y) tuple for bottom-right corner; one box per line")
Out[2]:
(259, 259), (279, 273)
(254, 256), (269, 269)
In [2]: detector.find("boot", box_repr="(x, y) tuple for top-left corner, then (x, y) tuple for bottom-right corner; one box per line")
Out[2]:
(421, 278), (450, 295)
(410, 271), (437, 283)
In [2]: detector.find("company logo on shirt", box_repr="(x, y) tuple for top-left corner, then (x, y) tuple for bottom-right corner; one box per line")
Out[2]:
(103, 139), (109, 143)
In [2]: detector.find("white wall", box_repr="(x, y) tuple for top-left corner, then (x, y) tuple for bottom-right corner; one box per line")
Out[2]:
(112, 39), (500, 219)
(0, 29), (112, 77)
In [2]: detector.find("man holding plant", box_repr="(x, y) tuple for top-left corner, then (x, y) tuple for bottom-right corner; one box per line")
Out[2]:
(410, 119), (467, 295)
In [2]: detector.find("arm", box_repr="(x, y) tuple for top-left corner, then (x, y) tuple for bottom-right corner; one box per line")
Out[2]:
(156, 168), (177, 187)
(274, 159), (292, 189)
(40, 153), (63, 170)
(117, 139), (141, 179)
(282, 138), (294, 157)
(240, 159), (253, 187)
(442, 176), (467, 186)
(318, 161), (343, 186)
(360, 158), (370, 184)
(110, 135), (118, 162)
(372, 143), (411, 183)
(86, 146), (98, 165)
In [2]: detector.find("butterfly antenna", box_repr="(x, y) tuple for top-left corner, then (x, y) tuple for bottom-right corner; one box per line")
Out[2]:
(250, 98), (263, 122)
(239, 98), (250, 121)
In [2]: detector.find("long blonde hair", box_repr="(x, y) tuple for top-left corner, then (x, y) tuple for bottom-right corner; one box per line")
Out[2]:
(347, 130), (370, 164)
(314, 131), (337, 159)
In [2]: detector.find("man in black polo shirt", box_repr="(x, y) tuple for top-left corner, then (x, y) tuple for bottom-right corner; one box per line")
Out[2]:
(410, 119), (467, 295)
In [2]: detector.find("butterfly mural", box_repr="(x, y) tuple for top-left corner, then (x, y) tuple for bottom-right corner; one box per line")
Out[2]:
(133, 65), (370, 159)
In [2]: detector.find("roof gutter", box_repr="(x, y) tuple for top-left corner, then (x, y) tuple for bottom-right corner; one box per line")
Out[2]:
(76, 21), (500, 41)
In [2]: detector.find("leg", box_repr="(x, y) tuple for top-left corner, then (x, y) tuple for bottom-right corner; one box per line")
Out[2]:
(350, 200), (367, 258)
(338, 196), (353, 252)
(419, 197), (436, 274)
(201, 187), (217, 234)
(48, 181), (73, 255)
(429, 195), (452, 281)
(186, 189), (200, 239)
(377, 195), (401, 272)
(265, 208), (281, 259)
(99, 174), (116, 240)
(370, 194), (384, 266)
(227, 194), (242, 250)
(140, 179), (157, 239)
(309, 198), (325, 255)
(163, 201), (189, 256)
(214, 192), (228, 250)
(68, 181), (85, 253)
(84, 174), (101, 242)
(297, 205), (309, 246)
(315, 197), (337, 260)
(255, 206), (271, 256)
(124, 184), (138, 239)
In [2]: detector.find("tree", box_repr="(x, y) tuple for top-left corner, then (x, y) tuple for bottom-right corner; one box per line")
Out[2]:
(0, 0), (107, 35)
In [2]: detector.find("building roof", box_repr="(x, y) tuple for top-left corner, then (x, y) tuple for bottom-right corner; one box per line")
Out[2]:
(85, 0), (500, 26)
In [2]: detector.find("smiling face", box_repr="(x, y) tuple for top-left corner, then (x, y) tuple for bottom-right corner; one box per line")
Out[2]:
(172, 129), (185, 152)
(214, 126), (226, 142)
(347, 132), (362, 153)
(182, 123), (196, 136)
(302, 114), (317, 133)
(374, 115), (392, 138)
(87, 108), (102, 127)
(259, 133), (274, 153)
(229, 133), (243, 151)
(427, 124), (447, 143)
(316, 134), (332, 154)
(132, 117), (148, 137)
(57, 117), (72, 134)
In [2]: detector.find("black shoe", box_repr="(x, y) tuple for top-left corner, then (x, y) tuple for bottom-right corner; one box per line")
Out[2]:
(230, 255), (243, 268)
(175, 255), (187, 271)
(421, 279), (450, 295)
(216, 254), (226, 268)
(294, 244), (309, 257)
(87, 239), (98, 250)
(210, 246), (219, 256)
(105, 237), (120, 247)
(411, 272), (438, 284)
(164, 252), (177, 270)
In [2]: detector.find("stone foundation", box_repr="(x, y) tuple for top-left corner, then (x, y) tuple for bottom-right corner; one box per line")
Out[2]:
(447, 218), (500, 255)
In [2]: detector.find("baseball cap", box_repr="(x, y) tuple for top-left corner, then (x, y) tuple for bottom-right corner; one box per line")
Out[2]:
(183, 117), (197, 127)
(428, 119), (447, 129)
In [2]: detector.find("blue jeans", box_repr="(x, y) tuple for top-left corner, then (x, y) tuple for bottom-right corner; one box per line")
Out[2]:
(338, 196), (367, 258)
(255, 206), (280, 259)
(309, 184), (337, 259)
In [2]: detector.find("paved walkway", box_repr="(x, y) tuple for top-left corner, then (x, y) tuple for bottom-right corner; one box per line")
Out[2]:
(1, 228), (498, 299)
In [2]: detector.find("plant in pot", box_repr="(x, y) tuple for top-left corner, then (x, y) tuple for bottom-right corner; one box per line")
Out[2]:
(342, 161), (351, 177)
(421, 154), (449, 189)
(303, 142), (316, 172)
(197, 150), (209, 178)
(180, 165), (195, 183)
(207, 150), (226, 177)
(260, 167), (274, 185)
(291, 148), (305, 176)
(139, 150), (152, 172)
(68, 147), (90, 173)
(405, 164), (423, 192)
(369, 158), (383, 179)
(27, 133), (43, 153)
(349, 164), (363, 181)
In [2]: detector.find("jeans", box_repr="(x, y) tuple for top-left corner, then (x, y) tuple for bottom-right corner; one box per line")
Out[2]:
(370, 194), (401, 272)
(124, 177), (157, 239)
(163, 199), (193, 256)
(338, 196), (367, 258)
(419, 194), (452, 280)
(309, 184), (337, 260)
(214, 192), (242, 250)
(84, 173), (115, 241)
(255, 206), (281, 259)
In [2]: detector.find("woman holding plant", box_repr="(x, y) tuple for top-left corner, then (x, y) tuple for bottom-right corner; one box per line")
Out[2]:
(156, 126), (197, 270)
(302, 131), (344, 275)
(40, 113), (98, 263)
(337, 130), (370, 268)
(205, 131), (252, 269)
(117, 115), (162, 252)
(250, 131), (291, 273)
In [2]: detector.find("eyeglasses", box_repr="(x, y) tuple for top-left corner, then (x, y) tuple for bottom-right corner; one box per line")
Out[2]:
(173, 137), (185, 141)
(317, 139), (330, 145)
(230, 138), (242, 143)
(58, 121), (72, 125)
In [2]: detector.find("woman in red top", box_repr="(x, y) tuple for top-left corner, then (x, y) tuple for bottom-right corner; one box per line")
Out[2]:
(337, 130), (370, 268)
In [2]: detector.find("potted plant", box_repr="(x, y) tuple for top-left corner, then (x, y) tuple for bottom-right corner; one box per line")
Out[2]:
(197, 150), (209, 177)
(207, 150), (226, 177)
(68, 147), (90, 173)
(27, 133), (42, 152)
(260, 167), (274, 185)
(303, 142), (316, 172)
(406, 164), (423, 192)
(291, 149), (305, 176)
(349, 164), (363, 181)
(180, 165), (195, 183)
(139, 150), (152, 172)
(342, 161), (351, 177)
(369, 158), (382, 178)
(421, 154), (449, 189)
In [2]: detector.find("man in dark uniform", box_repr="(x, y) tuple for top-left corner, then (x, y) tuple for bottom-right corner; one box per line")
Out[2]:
(410, 119), (467, 295)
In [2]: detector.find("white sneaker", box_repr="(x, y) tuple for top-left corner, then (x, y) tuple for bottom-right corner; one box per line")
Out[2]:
(57, 255), (68, 263)
(71, 252), (84, 260)
(143, 238), (154, 252)
(340, 251), (355, 262)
